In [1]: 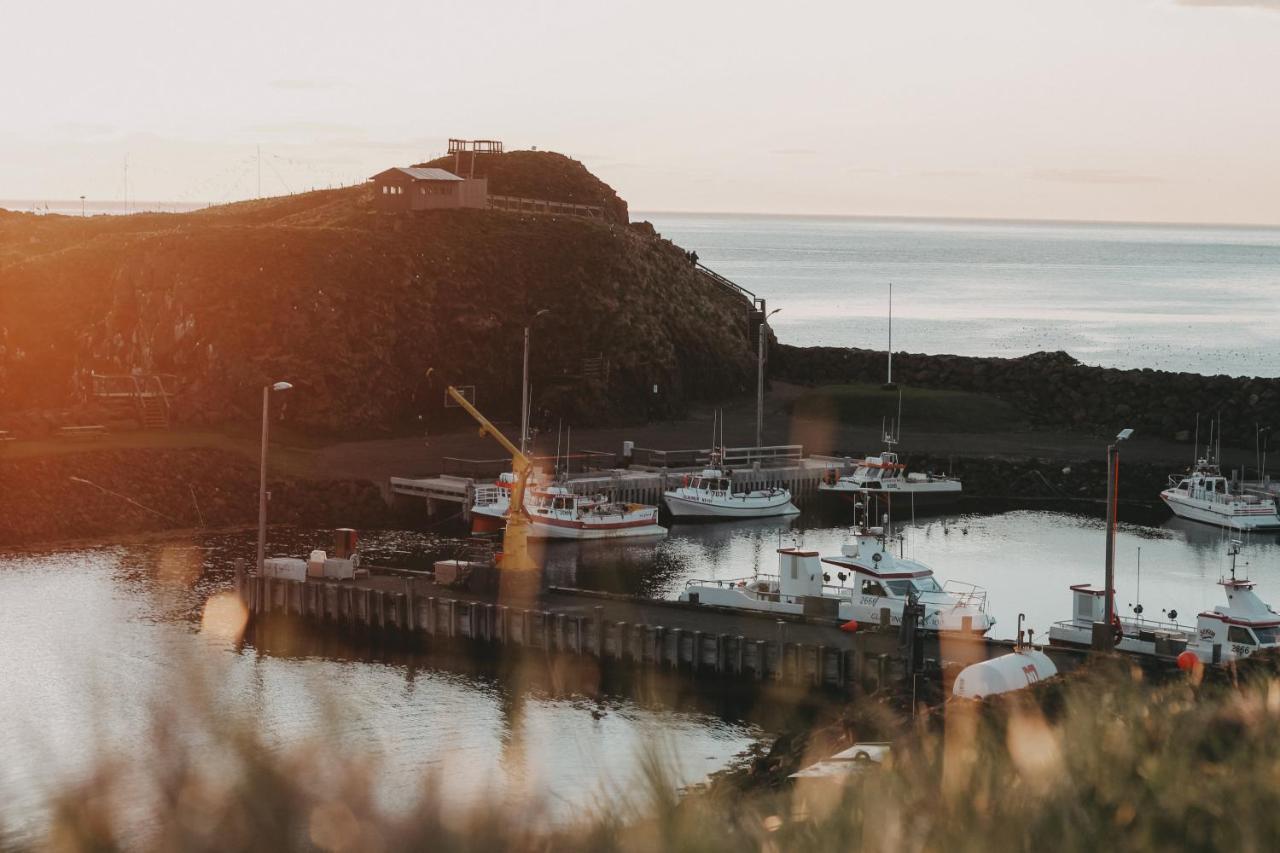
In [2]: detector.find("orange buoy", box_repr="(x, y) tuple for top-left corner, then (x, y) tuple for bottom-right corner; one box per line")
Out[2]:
(840, 620), (859, 633)
(1177, 650), (1199, 672)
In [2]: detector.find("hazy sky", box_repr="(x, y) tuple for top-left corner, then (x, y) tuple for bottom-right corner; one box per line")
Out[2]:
(2, 0), (1278, 223)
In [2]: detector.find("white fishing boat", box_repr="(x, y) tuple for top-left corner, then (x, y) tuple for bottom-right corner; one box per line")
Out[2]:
(819, 451), (961, 505)
(1048, 541), (1280, 664)
(472, 477), (666, 540)
(818, 409), (961, 505)
(1160, 459), (1280, 531)
(663, 450), (799, 519)
(679, 520), (994, 634)
(471, 471), (542, 533)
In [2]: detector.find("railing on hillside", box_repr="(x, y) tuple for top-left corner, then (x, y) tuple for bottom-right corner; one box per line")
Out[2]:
(631, 444), (803, 470)
(488, 194), (605, 219)
(695, 262), (756, 301)
(441, 451), (617, 480)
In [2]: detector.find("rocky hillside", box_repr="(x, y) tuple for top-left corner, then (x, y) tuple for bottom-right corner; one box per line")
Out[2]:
(774, 345), (1280, 447)
(0, 153), (757, 434)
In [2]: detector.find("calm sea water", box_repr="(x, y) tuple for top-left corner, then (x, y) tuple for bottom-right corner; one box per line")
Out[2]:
(641, 213), (1280, 378)
(5, 508), (1279, 838)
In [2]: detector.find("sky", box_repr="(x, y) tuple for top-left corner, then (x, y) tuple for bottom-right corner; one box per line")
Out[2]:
(1, 0), (1278, 224)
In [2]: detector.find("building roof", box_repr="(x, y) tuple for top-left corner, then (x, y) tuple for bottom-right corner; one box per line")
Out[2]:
(372, 166), (464, 182)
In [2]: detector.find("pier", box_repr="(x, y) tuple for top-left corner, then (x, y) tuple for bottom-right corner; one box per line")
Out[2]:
(236, 568), (1085, 694)
(390, 444), (843, 520)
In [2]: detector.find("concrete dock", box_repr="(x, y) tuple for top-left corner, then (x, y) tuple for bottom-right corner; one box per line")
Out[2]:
(237, 568), (1080, 695)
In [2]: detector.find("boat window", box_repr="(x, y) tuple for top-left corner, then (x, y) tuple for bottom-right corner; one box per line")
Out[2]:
(861, 580), (887, 597)
(914, 577), (944, 594)
(1177, 481), (1189, 491)
(1254, 627), (1279, 645)
(1228, 626), (1255, 645)
(884, 580), (914, 596)
(1216, 480), (1227, 494)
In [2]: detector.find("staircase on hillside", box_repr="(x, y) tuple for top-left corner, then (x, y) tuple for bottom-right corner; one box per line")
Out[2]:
(90, 372), (176, 429)
(695, 263), (769, 348)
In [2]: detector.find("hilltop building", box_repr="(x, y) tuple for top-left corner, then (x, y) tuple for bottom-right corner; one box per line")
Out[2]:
(369, 166), (488, 212)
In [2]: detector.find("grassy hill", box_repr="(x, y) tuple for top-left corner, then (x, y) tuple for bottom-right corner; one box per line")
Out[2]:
(0, 153), (756, 435)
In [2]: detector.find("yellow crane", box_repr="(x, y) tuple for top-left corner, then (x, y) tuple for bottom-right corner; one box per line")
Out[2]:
(446, 385), (538, 573)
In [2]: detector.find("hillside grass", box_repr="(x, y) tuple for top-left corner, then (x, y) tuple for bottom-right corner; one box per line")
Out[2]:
(790, 383), (1029, 434)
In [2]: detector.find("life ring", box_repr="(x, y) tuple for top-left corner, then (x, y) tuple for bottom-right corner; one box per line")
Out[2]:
(682, 474), (690, 487)
(1111, 613), (1124, 646)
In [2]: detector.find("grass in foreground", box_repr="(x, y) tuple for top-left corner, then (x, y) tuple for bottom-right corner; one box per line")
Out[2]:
(10, 651), (1280, 852)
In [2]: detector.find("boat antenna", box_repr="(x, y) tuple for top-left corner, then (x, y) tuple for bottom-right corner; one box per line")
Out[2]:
(555, 419), (563, 478)
(1193, 412), (1199, 467)
(895, 386), (903, 445)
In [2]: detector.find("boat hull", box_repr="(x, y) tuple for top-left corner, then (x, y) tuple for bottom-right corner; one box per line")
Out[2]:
(1160, 492), (1280, 531)
(531, 520), (668, 540)
(818, 483), (962, 506)
(663, 491), (800, 519)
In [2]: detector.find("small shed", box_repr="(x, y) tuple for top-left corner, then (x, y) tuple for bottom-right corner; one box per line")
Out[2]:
(369, 167), (488, 212)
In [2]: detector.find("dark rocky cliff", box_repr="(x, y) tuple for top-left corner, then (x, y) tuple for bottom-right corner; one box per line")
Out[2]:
(0, 154), (757, 434)
(774, 345), (1280, 447)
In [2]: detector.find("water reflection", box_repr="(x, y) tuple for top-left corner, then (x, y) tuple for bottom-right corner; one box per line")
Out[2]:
(0, 535), (762, 839)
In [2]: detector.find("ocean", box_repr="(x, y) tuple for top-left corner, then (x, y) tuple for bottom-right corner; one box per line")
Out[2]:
(641, 213), (1280, 378)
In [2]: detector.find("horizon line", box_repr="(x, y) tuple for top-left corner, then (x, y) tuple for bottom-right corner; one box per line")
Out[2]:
(633, 208), (1280, 231)
(5, 194), (1280, 231)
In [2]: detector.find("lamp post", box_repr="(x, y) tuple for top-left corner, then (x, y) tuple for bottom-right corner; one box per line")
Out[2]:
(80, 195), (86, 217)
(756, 308), (781, 459)
(1103, 427), (1133, 650)
(257, 380), (293, 571)
(520, 308), (550, 456)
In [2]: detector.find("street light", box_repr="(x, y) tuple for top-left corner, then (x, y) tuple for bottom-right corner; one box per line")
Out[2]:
(521, 308), (551, 455)
(1103, 427), (1133, 650)
(257, 380), (293, 571)
(79, 195), (86, 217)
(756, 307), (782, 459)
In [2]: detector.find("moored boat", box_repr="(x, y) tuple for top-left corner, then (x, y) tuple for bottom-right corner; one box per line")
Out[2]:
(679, 520), (994, 634)
(1048, 541), (1280, 664)
(818, 451), (961, 505)
(663, 450), (799, 519)
(1160, 459), (1280, 531)
(472, 475), (666, 540)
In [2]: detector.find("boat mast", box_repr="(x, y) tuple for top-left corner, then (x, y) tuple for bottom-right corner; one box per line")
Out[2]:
(886, 282), (893, 386)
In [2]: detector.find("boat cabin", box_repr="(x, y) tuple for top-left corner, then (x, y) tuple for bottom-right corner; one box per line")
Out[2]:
(688, 474), (732, 494)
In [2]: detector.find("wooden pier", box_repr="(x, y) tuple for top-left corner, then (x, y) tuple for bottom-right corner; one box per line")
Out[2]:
(236, 570), (1046, 694)
(390, 446), (842, 520)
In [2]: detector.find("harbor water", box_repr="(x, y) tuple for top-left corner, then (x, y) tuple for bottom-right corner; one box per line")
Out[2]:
(5, 507), (1279, 838)
(643, 212), (1280, 378)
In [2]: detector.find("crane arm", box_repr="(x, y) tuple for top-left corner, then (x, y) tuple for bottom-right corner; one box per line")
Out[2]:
(445, 385), (538, 573)
(446, 386), (531, 470)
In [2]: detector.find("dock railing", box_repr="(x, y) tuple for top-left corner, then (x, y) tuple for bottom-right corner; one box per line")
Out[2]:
(631, 444), (803, 470)
(442, 451), (616, 479)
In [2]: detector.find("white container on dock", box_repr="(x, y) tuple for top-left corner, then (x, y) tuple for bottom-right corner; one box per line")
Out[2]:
(323, 557), (357, 580)
(263, 558), (307, 582)
(951, 649), (1058, 700)
(307, 550), (328, 578)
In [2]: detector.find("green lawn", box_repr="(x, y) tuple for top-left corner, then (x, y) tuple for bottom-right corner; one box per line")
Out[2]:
(789, 383), (1028, 433)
